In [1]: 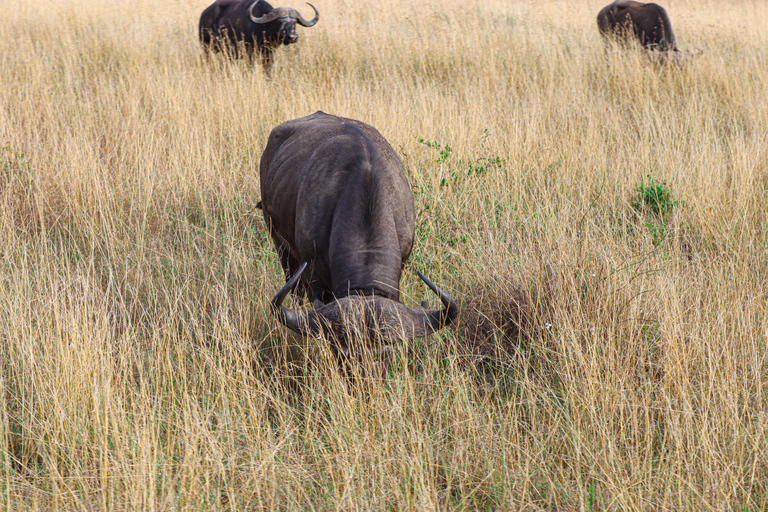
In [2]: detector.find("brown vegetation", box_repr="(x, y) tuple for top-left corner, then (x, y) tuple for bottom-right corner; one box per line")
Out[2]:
(1, 0), (767, 509)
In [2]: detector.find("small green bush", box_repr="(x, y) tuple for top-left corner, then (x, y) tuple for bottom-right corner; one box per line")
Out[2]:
(632, 174), (678, 217)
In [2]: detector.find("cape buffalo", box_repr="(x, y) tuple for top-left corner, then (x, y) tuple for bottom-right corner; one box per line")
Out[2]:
(260, 112), (458, 376)
(199, 0), (319, 75)
(597, 1), (678, 51)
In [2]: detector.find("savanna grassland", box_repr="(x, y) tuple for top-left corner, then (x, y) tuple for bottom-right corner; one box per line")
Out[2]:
(1, 0), (767, 509)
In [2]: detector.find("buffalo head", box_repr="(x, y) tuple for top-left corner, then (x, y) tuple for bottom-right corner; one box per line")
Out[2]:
(272, 262), (457, 346)
(249, 0), (318, 47)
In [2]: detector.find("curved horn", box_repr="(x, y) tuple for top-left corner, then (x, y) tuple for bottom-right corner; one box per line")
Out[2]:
(413, 271), (459, 335)
(271, 262), (322, 336)
(293, 3), (319, 27)
(249, 0), (281, 24)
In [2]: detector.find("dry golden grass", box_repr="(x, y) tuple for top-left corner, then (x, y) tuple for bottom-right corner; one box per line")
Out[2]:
(1, 0), (767, 509)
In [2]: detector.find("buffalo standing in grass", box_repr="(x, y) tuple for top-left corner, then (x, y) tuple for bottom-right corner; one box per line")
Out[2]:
(260, 112), (458, 377)
(597, 0), (678, 51)
(199, 0), (318, 75)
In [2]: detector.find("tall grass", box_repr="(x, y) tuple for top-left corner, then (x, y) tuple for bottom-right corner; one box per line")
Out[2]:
(1, 0), (767, 509)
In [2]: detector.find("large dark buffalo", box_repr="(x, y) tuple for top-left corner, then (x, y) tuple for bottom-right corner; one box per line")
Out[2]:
(260, 112), (458, 376)
(199, 0), (318, 74)
(597, 1), (678, 51)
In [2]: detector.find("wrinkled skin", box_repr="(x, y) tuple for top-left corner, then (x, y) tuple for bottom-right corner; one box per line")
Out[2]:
(260, 112), (458, 377)
(199, 0), (318, 75)
(597, 0), (678, 51)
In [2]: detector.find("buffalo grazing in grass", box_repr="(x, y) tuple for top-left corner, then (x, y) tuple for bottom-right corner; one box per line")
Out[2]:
(259, 112), (458, 377)
(597, 1), (678, 52)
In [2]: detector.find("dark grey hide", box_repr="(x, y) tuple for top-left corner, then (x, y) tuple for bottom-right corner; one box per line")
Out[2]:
(199, 0), (318, 74)
(260, 112), (458, 372)
(597, 0), (678, 51)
